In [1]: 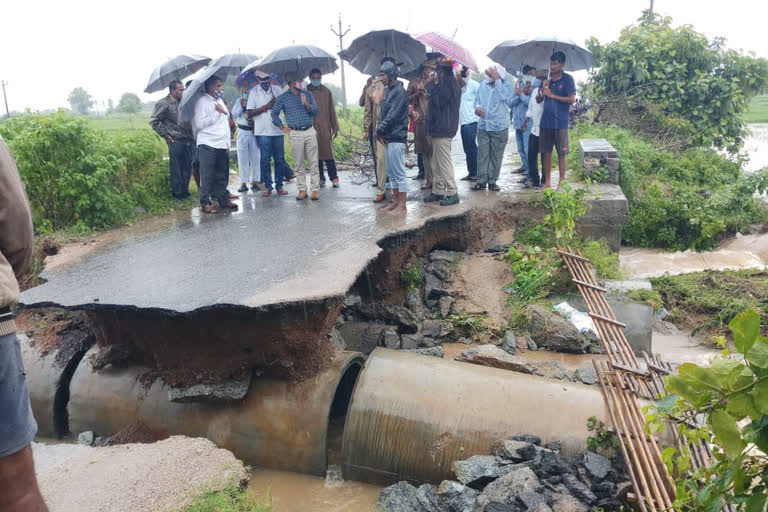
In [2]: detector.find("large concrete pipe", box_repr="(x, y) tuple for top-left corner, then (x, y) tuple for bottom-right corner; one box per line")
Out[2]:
(341, 348), (610, 485)
(67, 348), (365, 476)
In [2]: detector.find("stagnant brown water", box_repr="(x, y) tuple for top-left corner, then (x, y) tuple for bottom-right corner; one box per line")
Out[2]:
(248, 469), (381, 512)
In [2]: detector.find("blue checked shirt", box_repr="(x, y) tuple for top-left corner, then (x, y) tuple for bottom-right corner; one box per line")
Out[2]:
(271, 89), (318, 129)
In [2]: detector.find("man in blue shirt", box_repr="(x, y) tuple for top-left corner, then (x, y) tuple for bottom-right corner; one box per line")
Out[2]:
(511, 65), (535, 183)
(537, 51), (576, 190)
(472, 64), (513, 191)
(272, 75), (320, 200)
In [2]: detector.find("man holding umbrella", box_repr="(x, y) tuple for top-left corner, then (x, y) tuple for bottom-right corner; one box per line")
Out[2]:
(537, 51), (576, 190)
(247, 73), (290, 196)
(271, 74), (320, 200)
(150, 80), (195, 200)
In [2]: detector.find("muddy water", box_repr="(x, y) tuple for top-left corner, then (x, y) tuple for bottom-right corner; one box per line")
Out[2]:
(248, 470), (380, 512)
(744, 123), (768, 173)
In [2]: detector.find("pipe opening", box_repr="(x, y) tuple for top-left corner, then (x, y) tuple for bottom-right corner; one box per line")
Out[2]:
(53, 345), (89, 438)
(326, 360), (362, 468)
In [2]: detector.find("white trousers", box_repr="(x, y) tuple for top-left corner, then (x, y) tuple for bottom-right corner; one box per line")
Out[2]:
(237, 129), (260, 183)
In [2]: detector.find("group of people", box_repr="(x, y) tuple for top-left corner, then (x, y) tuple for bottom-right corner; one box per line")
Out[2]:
(150, 51), (576, 215)
(150, 68), (340, 213)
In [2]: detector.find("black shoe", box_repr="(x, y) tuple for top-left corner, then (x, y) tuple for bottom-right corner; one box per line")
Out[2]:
(237, 183), (248, 192)
(470, 176), (478, 181)
(459, 174), (473, 181)
(423, 193), (442, 203)
(471, 183), (486, 191)
(489, 184), (501, 191)
(440, 194), (459, 206)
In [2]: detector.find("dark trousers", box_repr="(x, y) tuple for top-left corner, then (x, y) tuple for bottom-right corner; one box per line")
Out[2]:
(528, 134), (541, 187)
(197, 145), (230, 206)
(460, 122), (478, 177)
(417, 153), (425, 175)
(368, 124), (377, 183)
(257, 135), (286, 190)
(169, 140), (193, 198)
(318, 160), (338, 181)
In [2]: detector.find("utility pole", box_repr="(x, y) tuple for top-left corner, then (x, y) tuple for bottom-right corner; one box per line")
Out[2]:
(1, 81), (9, 118)
(330, 13), (350, 117)
(648, 0), (654, 23)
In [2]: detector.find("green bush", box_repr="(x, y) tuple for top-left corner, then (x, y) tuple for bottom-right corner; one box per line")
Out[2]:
(569, 123), (768, 250)
(182, 484), (271, 512)
(400, 264), (424, 290)
(0, 110), (188, 233)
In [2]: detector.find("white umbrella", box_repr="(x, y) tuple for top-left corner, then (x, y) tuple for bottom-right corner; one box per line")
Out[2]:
(488, 37), (594, 74)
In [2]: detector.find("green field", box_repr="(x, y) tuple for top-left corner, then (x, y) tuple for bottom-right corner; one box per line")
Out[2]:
(87, 113), (154, 133)
(745, 95), (768, 123)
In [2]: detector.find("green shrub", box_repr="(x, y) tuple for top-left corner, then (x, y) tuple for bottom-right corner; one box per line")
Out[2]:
(183, 484), (271, 512)
(569, 123), (768, 250)
(400, 264), (424, 290)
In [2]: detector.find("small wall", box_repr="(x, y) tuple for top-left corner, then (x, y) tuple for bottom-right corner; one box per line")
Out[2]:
(579, 139), (620, 184)
(576, 184), (629, 252)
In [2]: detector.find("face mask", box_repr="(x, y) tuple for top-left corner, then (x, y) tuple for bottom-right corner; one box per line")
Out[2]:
(310, 79), (321, 87)
(260, 81), (271, 91)
(214, 90), (223, 99)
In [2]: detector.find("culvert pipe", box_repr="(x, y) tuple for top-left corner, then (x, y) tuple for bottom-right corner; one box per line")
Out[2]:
(341, 348), (610, 485)
(66, 347), (365, 476)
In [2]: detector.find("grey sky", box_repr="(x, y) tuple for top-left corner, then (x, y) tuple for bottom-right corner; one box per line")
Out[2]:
(1, 0), (765, 113)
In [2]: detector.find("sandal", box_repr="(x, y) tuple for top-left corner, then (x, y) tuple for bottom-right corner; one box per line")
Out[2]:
(221, 201), (239, 210)
(201, 204), (217, 214)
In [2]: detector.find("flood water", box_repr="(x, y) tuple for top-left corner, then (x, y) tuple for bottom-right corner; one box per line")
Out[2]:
(744, 123), (768, 173)
(248, 469), (380, 512)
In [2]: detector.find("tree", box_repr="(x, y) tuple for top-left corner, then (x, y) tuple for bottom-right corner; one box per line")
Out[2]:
(67, 87), (94, 115)
(586, 14), (768, 152)
(117, 93), (142, 119)
(646, 309), (768, 511)
(107, 99), (114, 115)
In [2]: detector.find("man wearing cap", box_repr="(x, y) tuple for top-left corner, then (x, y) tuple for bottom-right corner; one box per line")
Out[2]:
(247, 73), (290, 196)
(271, 75), (320, 200)
(472, 64), (513, 192)
(376, 61), (409, 214)
(232, 86), (261, 193)
(511, 65), (535, 183)
(537, 51), (576, 190)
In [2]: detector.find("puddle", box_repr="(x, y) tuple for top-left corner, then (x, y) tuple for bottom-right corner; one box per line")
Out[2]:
(248, 469), (381, 512)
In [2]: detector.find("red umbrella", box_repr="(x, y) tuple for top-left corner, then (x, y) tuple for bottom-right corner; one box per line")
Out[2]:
(413, 32), (478, 71)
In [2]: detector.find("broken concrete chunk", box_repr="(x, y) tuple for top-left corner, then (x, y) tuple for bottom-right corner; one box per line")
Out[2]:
(429, 250), (462, 263)
(77, 431), (95, 446)
(168, 376), (250, 403)
(405, 346), (444, 358)
(455, 345), (537, 374)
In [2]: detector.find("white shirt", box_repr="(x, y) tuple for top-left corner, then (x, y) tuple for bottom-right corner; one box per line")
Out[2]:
(246, 84), (284, 137)
(194, 94), (230, 149)
(525, 88), (545, 137)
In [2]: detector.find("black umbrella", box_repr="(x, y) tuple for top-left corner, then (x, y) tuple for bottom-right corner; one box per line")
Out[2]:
(179, 65), (226, 123)
(208, 53), (260, 77)
(144, 54), (211, 94)
(246, 45), (338, 79)
(339, 29), (427, 77)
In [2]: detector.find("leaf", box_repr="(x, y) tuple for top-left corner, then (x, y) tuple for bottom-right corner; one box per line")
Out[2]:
(727, 394), (760, 420)
(746, 338), (768, 368)
(710, 409), (746, 459)
(657, 393), (679, 413)
(665, 374), (710, 408)
(746, 493), (767, 512)
(728, 365), (755, 391)
(678, 363), (723, 392)
(730, 309), (760, 354)
(752, 380), (768, 414)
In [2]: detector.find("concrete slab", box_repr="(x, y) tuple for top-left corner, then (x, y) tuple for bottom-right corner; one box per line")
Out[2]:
(22, 134), (627, 313)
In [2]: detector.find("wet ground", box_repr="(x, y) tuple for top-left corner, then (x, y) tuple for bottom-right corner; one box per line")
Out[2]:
(22, 135), (542, 312)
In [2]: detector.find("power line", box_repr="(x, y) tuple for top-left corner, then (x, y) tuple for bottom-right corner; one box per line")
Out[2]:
(330, 13), (351, 117)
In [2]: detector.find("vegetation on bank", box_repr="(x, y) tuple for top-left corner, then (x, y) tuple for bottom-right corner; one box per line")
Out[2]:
(645, 309), (768, 512)
(182, 483), (272, 512)
(745, 95), (768, 124)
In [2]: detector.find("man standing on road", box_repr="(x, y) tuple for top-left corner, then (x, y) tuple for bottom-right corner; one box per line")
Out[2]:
(376, 61), (410, 214)
(511, 65), (535, 183)
(271, 75), (320, 201)
(363, 69), (388, 203)
(457, 65), (479, 182)
(194, 75), (238, 213)
(247, 73), (289, 196)
(423, 58), (461, 206)
(0, 134), (49, 512)
(150, 80), (195, 200)
(537, 51), (576, 190)
(232, 88), (261, 193)
(472, 64), (513, 192)
(307, 68), (340, 188)
(407, 61), (435, 186)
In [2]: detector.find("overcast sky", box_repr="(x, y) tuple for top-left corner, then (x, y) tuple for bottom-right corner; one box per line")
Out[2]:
(1, 0), (765, 113)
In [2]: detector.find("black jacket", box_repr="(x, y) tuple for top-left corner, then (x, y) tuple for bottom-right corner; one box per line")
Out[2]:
(376, 81), (409, 144)
(426, 76), (461, 138)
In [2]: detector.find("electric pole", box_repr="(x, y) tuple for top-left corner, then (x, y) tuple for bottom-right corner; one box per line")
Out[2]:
(648, 0), (654, 23)
(330, 13), (350, 117)
(1, 81), (9, 118)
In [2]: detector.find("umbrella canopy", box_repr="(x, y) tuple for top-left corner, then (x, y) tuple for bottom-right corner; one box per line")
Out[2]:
(179, 65), (226, 122)
(488, 37), (594, 73)
(339, 29), (427, 76)
(401, 52), (443, 81)
(144, 54), (211, 94)
(246, 45), (338, 79)
(209, 53), (260, 76)
(235, 69), (268, 91)
(413, 32), (478, 71)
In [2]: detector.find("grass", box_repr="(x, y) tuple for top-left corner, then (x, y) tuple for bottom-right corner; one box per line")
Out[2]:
(400, 264), (424, 290)
(744, 95), (768, 124)
(650, 268), (768, 341)
(87, 113), (153, 133)
(182, 484), (272, 512)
